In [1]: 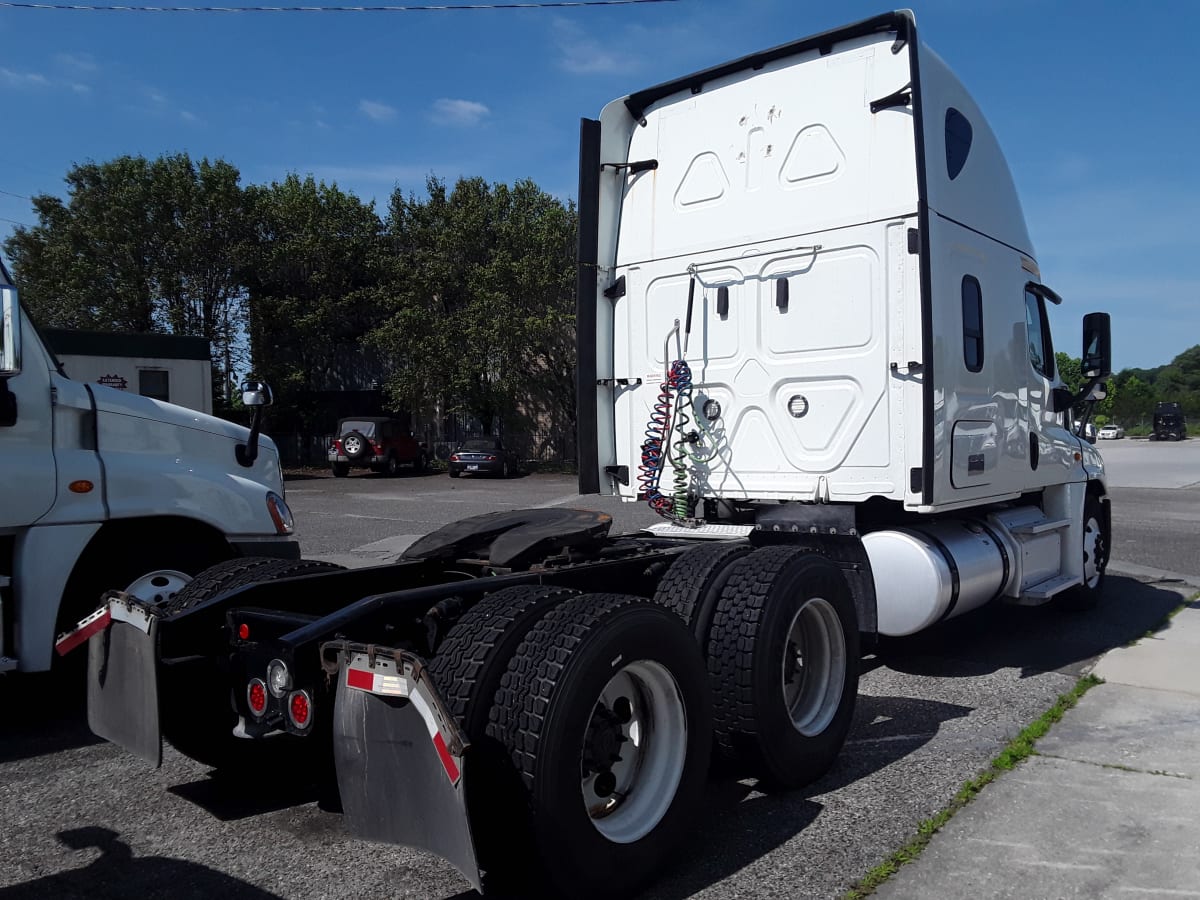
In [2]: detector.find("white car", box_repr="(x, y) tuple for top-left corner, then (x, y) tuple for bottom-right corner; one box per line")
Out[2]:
(1098, 425), (1124, 439)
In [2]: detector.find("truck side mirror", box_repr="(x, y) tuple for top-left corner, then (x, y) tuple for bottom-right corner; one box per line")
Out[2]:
(241, 379), (273, 408)
(236, 377), (274, 467)
(0, 286), (22, 377)
(1081, 312), (1111, 379)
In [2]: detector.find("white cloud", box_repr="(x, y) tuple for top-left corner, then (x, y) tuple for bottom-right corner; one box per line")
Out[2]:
(553, 20), (623, 75)
(55, 52), (98, 73)
(180, 110), (198, 123)
(69, 82), (91, 95)
(431, 98), (490, 127)
(359, 99), (397, 122)
(0, 68), (49, 88)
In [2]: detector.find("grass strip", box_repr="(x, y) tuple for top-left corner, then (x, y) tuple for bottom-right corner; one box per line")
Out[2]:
(841, 673), (1102, 900)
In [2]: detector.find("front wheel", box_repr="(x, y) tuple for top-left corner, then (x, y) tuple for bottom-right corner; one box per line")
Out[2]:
(331, 462), (350, 478)
(1057, 493), (1109, 611)
(487, 595), (711, 898)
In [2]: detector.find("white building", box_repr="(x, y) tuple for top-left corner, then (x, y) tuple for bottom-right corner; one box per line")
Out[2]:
(40, 328), (213, 415)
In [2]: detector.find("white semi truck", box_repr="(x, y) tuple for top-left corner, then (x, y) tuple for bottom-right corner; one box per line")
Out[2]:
(0, 277), (300, 674)
(68, 11), (1111, 899)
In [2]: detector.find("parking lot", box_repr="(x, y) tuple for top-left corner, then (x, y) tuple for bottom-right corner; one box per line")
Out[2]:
(1, 440), (1197, 900)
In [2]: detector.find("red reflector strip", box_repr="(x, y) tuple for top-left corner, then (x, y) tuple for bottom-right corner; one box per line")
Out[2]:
(432, 731), (460, 783)
(346, 667), (374, 691)
(55, 608), (112, 657)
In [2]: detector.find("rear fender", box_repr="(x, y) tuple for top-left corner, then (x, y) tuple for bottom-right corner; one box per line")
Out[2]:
(324, 642), (481, 893)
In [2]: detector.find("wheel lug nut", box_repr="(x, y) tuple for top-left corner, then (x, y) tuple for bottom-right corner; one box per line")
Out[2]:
(594, 771), (617, 797)
(613, 696), (633, 723)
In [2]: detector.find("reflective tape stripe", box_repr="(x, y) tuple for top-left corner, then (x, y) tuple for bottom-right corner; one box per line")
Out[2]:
(432, 732), (460, 783)
(55, 608), (111, 656)
(342, 654), (462, 786)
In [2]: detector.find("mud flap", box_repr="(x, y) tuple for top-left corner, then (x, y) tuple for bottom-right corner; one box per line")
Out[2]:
(329, 645), (481, 893)
(86, 596), (162, 767)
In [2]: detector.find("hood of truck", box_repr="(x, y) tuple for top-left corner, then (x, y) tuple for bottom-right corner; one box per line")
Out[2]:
(88, 382), (286, 503)
(90, 383), (253, 442)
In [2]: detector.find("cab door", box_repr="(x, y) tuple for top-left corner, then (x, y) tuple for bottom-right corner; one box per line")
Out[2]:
(0, 296), (58, 528)
(1022, 286), (1077, 487)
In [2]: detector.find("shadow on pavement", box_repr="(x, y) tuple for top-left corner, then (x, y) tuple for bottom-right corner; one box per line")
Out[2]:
(0, 827), (283, 899)
(873, 576), (1183, 679)
(0, 673), (102, 765)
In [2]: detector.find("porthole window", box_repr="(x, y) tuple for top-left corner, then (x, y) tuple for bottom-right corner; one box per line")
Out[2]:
(962, 275), (983, 372)
(945, 108), (973, 181)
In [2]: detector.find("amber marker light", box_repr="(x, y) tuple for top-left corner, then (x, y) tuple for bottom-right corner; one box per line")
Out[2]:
(69, 480), (94, 493)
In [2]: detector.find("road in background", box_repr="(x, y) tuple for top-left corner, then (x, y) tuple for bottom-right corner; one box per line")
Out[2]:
(1095, 439), (1200, 578)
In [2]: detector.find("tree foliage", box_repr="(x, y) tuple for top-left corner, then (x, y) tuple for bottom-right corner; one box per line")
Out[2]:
(3, 158), (578, 448)
(4, 154), (252, 395)
(242, 174), (387, 429)
(370, 176), (577, 442)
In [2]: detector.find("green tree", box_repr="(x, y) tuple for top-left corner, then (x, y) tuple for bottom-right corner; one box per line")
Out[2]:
(3, 154), (252, 398)
(242, 174), (386, 431)
(370, 175), (577, 444)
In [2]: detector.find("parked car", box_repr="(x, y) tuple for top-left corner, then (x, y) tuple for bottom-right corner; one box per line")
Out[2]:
(329, 417), (428, 477)
(447, 438), (520, 478)
(1098, 424), (1125, 440)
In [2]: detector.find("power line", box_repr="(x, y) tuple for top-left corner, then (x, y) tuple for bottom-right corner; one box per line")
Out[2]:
(0, 0), (677, 11)
(0, 189), (30, 200)
(0, 216), (30, 227)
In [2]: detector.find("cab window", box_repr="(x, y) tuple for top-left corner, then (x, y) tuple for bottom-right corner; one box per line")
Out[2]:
(1024, 289), (1055, 380)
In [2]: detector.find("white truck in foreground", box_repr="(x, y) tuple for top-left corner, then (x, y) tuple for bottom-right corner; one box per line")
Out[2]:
(68, 11), (1111, 899)
(0, 278), (300, 674)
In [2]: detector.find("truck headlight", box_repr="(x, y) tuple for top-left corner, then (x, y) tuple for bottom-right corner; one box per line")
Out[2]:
(265, 492), (294, 535)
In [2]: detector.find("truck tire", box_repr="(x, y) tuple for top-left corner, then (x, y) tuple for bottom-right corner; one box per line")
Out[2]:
(707, 546), (859, 789)
(426, 585), (577, 871)
(1056, 494), (1109, 612)
(652, 542), (753, 643)
(159, 557), (345, 772)
(487, 594), (711, 898)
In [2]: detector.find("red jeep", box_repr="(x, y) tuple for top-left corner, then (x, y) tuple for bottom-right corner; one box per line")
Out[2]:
(329, 417), (428, 477)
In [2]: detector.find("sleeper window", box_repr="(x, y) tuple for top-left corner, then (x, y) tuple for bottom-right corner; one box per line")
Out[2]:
(961, 276), (983, 372)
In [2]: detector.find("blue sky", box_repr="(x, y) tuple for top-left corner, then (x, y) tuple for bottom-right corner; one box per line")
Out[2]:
(0, 0), (1194, 370)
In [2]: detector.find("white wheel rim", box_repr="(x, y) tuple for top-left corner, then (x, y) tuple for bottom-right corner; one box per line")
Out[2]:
(345, 436), (361, 454)
(781, 597), (847, 737)
(1082, 515), (1103, 588)
(580, 660), (687, 844)
(124, 569), (193, 606)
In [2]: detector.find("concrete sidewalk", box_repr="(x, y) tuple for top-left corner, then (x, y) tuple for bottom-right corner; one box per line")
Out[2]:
(874, 577), (1200, 900)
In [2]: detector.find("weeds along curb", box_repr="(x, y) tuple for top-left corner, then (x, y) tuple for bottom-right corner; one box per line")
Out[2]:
(841, 673), (1103, 900)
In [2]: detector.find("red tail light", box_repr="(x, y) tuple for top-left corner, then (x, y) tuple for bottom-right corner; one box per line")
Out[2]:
(485, 455), (496, 461)
(372, 442), (382, 453)
(247, 679), (268, 717)
(449, 454), (459, 462)
(288, 690), (312, 728)
(333, 439), (343, 452)
(238, 623), (250, 640)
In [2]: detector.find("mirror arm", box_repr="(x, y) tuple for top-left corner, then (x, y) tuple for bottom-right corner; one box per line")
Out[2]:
(0, 377), (16, 428)
(236, 408), (263, 467)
